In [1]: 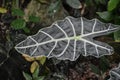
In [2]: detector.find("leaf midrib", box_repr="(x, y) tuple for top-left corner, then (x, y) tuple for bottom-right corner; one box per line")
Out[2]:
(15, 36), (81, 49)
(15, 26), (117, 49)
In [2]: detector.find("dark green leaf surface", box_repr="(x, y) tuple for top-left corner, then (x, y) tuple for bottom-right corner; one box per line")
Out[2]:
(99, 57), (110, 73)
(12, 8), (25, 17)
(23, 72), (32, 80)
(36, 76), (45, 80)
(23, 27), (30, 33)
(47, 0), (61, 15)
(32, 66), (39, 78)
(90, 64), (101, 75)
(29, 16), (40, 23)
(114, 30), (120, 42)
(11, 19), (26, 29)
(96, 11), (113, 21)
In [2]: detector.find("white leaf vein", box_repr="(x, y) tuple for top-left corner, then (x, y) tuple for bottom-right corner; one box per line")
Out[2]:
(54, 23), (69, 57)
(66, 17), (77, 60)
(92, 19), (97, 32)
(40, 31), (54, 40)
(81, 17), (84, 35)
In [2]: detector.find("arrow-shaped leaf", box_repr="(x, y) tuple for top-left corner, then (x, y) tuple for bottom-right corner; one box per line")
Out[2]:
(109, 64), (120, 80)
(15, 16), (120, 61)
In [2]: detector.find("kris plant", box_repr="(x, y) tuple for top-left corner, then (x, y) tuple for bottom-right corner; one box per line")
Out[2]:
(15, 16), (120, 79)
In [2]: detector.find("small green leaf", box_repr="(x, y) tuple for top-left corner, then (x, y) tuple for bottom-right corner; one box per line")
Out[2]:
(29, 15), (40, 23)
(96, 11), (113, 21)
(99, 57), (110, 73)
(114, 16), (120, 42)
(32, 66), (39, 78)
(90, 64), (101, 75)
(36, 76), (45, 80)
(23, 72), (32, 80)
(12, 8), (24, 16)
(11, 19), (26, 29)
(47, 0), (61, 15)
(66, 0), (81, 9)
(23, 27), (30, 33)
(114, 30), (120, 42)
(108, 0), (120, 11)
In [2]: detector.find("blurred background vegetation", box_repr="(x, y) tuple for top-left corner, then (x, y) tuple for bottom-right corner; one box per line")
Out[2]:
(0, 0), (120, 80)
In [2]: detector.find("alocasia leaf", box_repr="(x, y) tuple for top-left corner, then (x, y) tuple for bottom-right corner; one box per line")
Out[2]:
(66, 0), (81, 9)
(15, 16), (120, 61)
(109, 64), (120, 80)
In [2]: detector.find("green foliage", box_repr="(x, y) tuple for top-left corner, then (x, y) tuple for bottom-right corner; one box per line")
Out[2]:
(12, 8), (25, 17)
(114, 31), (120, 42)
(99, 57), (110, 73)
(23, 72), (32, 80)
(23, 27), (30, 33)
(11, 19), (26, 29)
(85, 0), (107, 7)
(90, 64), (101, 75)
(107, 0), (120, 11)
(32, 67), (45, 80)
(96, 11), (113, 21)
(29, 15), (40, 23)
(32, 66), (39, 78)
(66, 0), (81, 9)
(23, 67), (45, 80)
(11, 8), (27, 31)
(97, 0), (120, 42)
(96, 0), (107, 5)
(90, 57), (110, 77)
(11, 8), (40, 33)
(35, 77), (45, 80)
(47, 0), (61, 16)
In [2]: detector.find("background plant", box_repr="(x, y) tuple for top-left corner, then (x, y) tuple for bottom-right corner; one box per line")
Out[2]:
(97, 0), (120, 42)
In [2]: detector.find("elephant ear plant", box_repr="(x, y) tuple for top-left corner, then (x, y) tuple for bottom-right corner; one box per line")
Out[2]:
(109, 64), (120, 80)
(15, 16), (120, 61)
